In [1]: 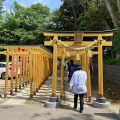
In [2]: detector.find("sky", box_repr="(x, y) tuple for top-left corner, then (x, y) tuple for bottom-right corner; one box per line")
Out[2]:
(3, 0), (63, 12)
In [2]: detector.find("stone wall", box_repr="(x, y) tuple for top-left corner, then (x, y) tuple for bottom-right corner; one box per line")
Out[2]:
(94, 64), (120, 84)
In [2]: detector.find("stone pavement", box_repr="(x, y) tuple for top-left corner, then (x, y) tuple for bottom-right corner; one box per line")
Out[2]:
(0, 71), (120, 120)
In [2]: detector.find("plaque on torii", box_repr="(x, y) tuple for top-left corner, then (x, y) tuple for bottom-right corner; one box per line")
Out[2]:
(74, 32), (84, 44)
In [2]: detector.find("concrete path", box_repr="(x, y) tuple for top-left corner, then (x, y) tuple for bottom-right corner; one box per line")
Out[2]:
(0, 71), (119, 120)
(0, 105), (119, 120)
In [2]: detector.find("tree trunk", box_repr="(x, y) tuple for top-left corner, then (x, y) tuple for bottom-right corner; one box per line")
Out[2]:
(104, 0), (118, 28)
(115, 53), (120, 59)
(102, 17), (111, 29)
(117, 0), (120, 11)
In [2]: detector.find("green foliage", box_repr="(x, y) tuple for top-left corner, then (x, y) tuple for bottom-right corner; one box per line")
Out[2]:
(109, 0), (118, 16)
(93, 56), (120, 65)
(92, 56), (98, 64)
(50, 0), (113, 31)
(111, 30), (120, 53)
(0, 0), (118, 47)
(108, 59), (120, 65)
(77, 13), (89, 30)
(103, 56), (114, 65)
(0, 1), (50, 45)
(82, 0), (112, 30)
(50, 0), (85, 30)
(116, 11), (120, 27)
(0, 0), (5, 20)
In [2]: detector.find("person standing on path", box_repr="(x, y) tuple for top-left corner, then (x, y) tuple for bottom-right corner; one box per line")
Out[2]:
(65, 62), (69, 81)
(67, 60), (75, 82)
(69, 64), (87, 113)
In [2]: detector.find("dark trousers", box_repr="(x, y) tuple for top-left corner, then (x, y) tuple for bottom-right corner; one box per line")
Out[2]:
(74, 93), (85, 110)
(68, 76), (72, 82)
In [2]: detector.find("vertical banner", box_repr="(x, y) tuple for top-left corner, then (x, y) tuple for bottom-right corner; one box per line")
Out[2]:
(13, 56), (17, 77)
(13, 48), (21, 77)
(18, 48), (21, 74)
(22, 49), (26, 74)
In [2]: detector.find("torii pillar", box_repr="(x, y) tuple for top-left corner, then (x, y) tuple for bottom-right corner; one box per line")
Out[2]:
(44, 36), (61, 108)
(93, 35), (110, 109)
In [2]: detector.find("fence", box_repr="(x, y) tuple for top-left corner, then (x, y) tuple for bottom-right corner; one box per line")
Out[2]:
(94, 64), (120, 84)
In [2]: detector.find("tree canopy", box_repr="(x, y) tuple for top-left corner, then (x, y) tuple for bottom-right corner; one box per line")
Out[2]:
(0, 0), (119, 57)
(0, 1), (50, 45)
(49, 0), (113, 31)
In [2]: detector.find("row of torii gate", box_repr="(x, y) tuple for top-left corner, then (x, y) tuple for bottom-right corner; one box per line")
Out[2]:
(0, 45), (53, 98)
(42, 29), (115, 103)
(0, 29), (115, 104)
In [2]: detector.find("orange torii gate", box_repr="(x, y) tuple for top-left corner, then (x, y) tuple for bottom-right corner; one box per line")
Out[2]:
(42, 29), (116, 108)
(0, 45), (53, 98)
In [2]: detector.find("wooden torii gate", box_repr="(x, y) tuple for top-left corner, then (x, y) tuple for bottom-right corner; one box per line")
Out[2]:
(42, 29), (115, 103)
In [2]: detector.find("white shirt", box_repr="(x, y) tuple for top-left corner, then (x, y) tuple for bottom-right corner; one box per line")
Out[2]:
(65, 64), (68, 71)
(69, 70), (87, 94)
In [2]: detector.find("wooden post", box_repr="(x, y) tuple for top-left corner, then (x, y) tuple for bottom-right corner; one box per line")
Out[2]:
(33, 54), (36, 95)
(38, 55), (41, 89)
(19, 56), (22, 89)
(39, 55), (42, 88)
(47, 57), (50, 76)
(83, 52), (87, 98)
(41, 56), (43, 85)
(82, 52), (86, 71)
(25, 56), (28, 85)
(98, 36), (104, 98)
(29, 49), (33, 98)
(22, 56), (24, 87)
(47, 57), (49, 76)
(4, 49), (9, 98)
(52, 36), (58, 97)
(86, 50), (92, 102)
(15, 55), (18, 92)
(43, 57), (45, 81)
(35, 54), (37, 92)
(10, 55), (14, 95)
(60, 47), (65, 99)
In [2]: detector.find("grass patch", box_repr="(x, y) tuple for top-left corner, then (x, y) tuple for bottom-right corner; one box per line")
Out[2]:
(93, 56), (120, 65)
(91, 75), (120, 104)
